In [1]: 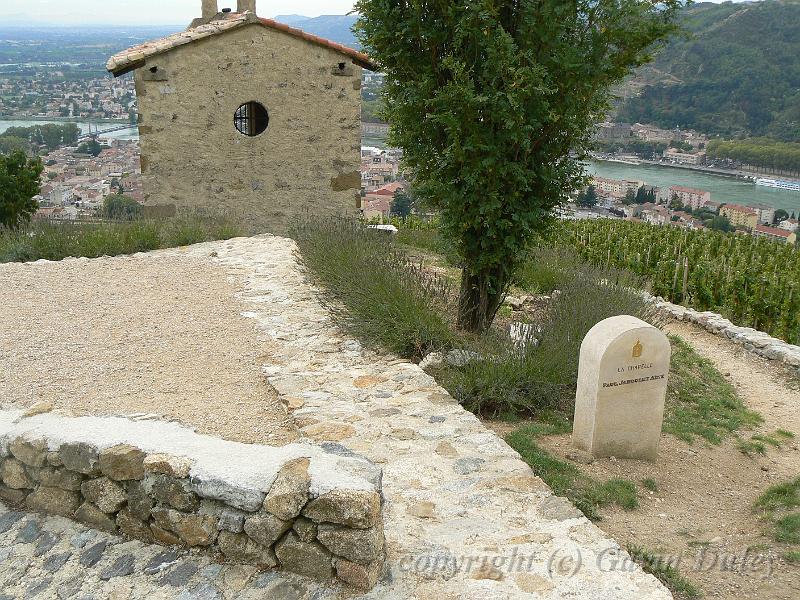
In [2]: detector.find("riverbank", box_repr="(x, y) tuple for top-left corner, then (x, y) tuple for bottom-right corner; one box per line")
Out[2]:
(0, 118), (138, 141)
(0, 115), (129, 125)
(588, 159), (800, 213)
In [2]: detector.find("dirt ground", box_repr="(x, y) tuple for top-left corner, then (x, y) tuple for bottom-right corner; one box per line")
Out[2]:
(0, 250), (297, 446)
(488, 321), (800, 600)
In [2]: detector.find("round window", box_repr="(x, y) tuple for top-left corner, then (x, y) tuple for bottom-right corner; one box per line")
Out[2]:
(234, 101), (269, 137)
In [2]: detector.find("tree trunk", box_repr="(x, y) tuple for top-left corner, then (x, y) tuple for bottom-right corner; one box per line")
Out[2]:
(457, 267), (507, 333)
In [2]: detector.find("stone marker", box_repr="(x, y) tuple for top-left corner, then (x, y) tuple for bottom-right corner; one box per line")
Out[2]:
(572, 315), (671, 461)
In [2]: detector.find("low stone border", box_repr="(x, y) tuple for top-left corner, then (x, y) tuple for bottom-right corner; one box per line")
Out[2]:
(0, 410), (385, 589)
(652, 298), (800, 372)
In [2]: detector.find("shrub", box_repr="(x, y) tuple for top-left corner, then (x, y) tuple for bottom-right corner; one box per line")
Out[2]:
(439, 252), (662, 417)
(0, 210), (244, 263)
(290, 217), (456, 360)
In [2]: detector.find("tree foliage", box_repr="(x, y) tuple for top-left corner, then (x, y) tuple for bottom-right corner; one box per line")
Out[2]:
(103, 194), (142, 221)
(1, 123), (80, 150)
(77, 138), (103, 157)
(576, 185), (598, 208)
(390, 189), (413, 218)
(0, 151), (43, 229)
(356, 0), (684, 332)
(707, 137), (800, 175)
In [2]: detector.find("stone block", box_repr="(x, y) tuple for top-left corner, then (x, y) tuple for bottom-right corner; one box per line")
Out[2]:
(99, 444), (146, 481)
(37, 467), (84, 491)
(124, 480), (153, 521)
(9, 437), (48, 467)
(274, 531), (334, 580)
(75, 502), (118, 533)
(263, 457), (310, 520)
(292, 516), (317, 542)
(303, 489), (381, 529)
(151, 524), (182, 546)
(81, 477), (127, 513)
(153, 507), (218, 546)
(572, 316), (671, 461)
(0, 483), (28, 505)
(218, 508), (246, 533)
(143, 453), (192, 478)
(151, 474), (199, 512)
(1, 458), (34, 489)
(190, 474), (264, 512)
(117, 508), (155, 543)
(335, 557), (384, 589)
(243, 513), (292, 546)
(317, 523), (384, 564)
(217, 531), (278, 567)
(59, 442), (101, 475)
(25, 486), (81, 517)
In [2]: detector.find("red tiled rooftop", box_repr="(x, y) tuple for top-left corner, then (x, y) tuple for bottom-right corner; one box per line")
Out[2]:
(755, 224), (792, 237)
(721, 203), (758, 214)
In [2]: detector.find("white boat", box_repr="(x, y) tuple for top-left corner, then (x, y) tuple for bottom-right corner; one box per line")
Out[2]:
(755, 177), (800, 192)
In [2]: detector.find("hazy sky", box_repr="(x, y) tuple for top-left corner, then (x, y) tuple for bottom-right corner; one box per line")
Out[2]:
(6, 1), (357, 25)
(4, 0), (748, 26)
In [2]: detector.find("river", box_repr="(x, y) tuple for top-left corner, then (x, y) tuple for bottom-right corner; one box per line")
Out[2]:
(587, 160), (800, 214)
(0, 118), (138, 141)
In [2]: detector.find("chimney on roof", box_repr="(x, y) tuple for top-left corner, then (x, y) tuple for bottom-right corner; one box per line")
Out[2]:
(202, 0), (218, 20)
(237, 1), (256, 13)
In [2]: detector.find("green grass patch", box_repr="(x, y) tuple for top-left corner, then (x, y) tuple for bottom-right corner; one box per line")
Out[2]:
(642, 478), (659, 492)
(738, 429), (795, 456)
(775, 513), (800, 544)
(754, 477), (800, 555)
(755, 477), (800, 512)
(736, 437), (767, 456)
(0, 211), (243, 263)
(784, 550), (800, 564)
(505, 421), (638, 521)
(626, 545), (702, 599)
(663, 336), (762, 445)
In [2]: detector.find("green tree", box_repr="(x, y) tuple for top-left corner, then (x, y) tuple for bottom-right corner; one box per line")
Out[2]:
(103, 194), (142, 221)
(669, 192), (683, 211)
(623, 189), (637, 205)
(390, 189), (413, 218)
(77, 138), (102, 157)
(0, 151), (44, 229)
(773, 209), (789, 224)
(577, 185), (598, 208)
(355, 0), (683, 332)
(709, 215), (733, 233)
(0, 136), (30, 156)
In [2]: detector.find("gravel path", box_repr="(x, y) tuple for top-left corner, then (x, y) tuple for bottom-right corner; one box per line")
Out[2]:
(0, 250), (296, 446)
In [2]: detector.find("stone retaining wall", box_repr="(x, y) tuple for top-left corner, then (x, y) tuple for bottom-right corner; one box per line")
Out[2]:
(0, 410), (385, 590)
(653, 298), (800, 373)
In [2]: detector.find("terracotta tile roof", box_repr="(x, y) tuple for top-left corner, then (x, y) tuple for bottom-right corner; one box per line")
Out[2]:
(107, 12), (376, 76)
(755, 224), (792, 238)
(721, 203), (758, 215)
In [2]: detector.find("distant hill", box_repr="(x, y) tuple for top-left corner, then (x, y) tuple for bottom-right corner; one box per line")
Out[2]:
(617, 1), (800, 142)
(273, 14), (359, 48)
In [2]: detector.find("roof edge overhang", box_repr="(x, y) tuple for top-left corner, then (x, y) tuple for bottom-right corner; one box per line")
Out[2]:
(107, 12), (377, 78)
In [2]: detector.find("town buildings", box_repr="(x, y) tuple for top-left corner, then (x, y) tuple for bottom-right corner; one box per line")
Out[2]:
(668, 185), (712, 211)
(107, 1), (376, 233)
(753, 224), (797, 245)
(592, 176), (644, 199)
(720, 204), (759, 230)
